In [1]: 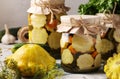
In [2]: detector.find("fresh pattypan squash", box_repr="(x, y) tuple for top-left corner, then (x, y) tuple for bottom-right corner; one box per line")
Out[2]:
(5, 44), (56, 77)
(104, 53), (120, 79)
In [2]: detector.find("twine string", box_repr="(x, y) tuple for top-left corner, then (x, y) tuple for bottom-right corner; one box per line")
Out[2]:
(33, 0), (70, 24)
(70, 17), (102, 35)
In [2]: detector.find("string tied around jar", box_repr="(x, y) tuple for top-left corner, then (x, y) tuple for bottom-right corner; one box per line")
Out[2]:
(69, 17), (106, 36)
(33, 0), (70, 24)
(102, 2), (120, 29)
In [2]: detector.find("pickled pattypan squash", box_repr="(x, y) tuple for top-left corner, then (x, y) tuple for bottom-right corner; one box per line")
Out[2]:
(5, 44), (56, 77)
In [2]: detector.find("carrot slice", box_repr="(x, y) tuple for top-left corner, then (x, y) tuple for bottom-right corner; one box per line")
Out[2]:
(69, 35), (73, 43)
(68, 45), (77, 54)
(91, 51), (98, 58)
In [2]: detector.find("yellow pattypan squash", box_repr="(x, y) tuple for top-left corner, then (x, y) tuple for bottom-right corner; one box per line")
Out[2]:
(5, 44), (56, 77)
(104, 53), (120, 79)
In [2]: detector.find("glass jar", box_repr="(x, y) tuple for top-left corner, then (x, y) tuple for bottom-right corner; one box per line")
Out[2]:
(96, 13), (120, 61)
(26, 0), (70, 59)
(57, 15), (105, 73)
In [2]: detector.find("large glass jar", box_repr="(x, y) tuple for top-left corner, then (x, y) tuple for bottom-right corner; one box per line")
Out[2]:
(57, 15), (106, 73)
(26, 0), (69, 59)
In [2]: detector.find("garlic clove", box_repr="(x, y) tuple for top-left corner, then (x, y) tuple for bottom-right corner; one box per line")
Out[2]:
(1, 34), (16, 44)
(1, 24), (16, 44)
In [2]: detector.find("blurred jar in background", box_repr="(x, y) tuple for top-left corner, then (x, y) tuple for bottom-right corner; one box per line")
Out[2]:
(27, 0), (70, 59)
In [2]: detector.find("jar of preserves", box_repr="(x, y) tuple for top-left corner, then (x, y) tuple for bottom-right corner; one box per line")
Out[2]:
(57, 15), (107, 73)
(26, 0), (70, 59)
(96, 13), (120, 61)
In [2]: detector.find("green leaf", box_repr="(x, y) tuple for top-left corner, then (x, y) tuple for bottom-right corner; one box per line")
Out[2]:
(78, 0), (120, 14)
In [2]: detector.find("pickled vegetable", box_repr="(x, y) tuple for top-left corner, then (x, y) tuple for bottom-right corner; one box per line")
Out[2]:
(31, 14), (46, 28)
(72, 35), (94, 53)
(113, 29), (120, 43)
(117, 43), (120, 53)
(31, 28), (48, 44)
(94, 54), (101, 67)
(61, 49), (74, 64)
(76, 54), (94, 70)
(48, 32), (61, 49)
(95, 34), (114, 54)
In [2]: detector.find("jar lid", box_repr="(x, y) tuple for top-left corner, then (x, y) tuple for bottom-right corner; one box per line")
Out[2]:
(27, 0), (70, 14)
(57, 15), (101, 35)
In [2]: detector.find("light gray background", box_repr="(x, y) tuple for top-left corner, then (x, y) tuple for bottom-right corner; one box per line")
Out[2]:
(0, 0), (88, 29)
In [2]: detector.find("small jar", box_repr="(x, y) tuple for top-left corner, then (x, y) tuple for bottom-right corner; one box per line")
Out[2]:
(26, 0), (70, 59)
(57, 15), (104, 73)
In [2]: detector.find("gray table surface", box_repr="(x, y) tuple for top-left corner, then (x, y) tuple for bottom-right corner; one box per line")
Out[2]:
(0, 43), (107, 79)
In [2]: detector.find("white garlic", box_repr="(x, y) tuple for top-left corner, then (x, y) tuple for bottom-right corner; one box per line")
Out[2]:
(1, 24), (16, 44)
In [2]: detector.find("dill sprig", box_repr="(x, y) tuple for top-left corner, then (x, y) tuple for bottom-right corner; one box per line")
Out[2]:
(0, 60), (21, 79)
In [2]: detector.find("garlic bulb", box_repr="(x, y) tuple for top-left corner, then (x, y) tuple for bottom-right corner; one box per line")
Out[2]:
(1, 24), (16, 44)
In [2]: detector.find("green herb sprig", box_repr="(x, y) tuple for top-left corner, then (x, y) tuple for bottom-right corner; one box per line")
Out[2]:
(0, 60), (64, 79)
(78, 0), (120, 15)
(0, 61), (21, 79)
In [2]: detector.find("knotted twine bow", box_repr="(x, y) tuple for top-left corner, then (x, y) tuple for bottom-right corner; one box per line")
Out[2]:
(69, 17), (105, 36)
(33, 0), (70, 24)
(102, 2), (120, 29)
(103, 14), (120, 29)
